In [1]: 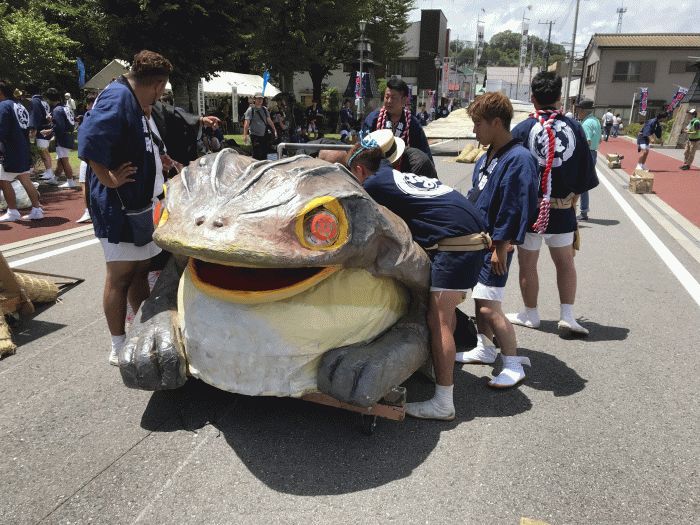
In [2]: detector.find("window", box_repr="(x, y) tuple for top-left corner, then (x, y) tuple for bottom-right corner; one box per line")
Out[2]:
(612, 61), (656, 82)
(585, 62), (598, 84)
(669, 60), (694, 74)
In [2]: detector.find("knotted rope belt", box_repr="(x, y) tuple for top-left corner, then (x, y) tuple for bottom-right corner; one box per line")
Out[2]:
(540, 192), (576, 209)
(426, 232), (492, 252)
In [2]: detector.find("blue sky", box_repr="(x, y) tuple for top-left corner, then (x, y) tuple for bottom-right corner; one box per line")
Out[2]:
(410, 0), (698, 55)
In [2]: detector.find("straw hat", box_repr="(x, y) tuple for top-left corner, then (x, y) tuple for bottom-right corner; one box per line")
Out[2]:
(364, 129), (406, 164)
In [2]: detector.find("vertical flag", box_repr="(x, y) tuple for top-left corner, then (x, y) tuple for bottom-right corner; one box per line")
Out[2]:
(666, 86), (688, 113)
(355, 72), (361, 99)
(639, 87), (648, 116)
(261, 69), (270, 96)
(77, 58), (86, 88)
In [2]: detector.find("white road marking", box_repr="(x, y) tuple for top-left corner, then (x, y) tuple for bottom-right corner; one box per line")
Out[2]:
(429, 139), (455, 148)
(8, 238), (99, 268)
(597, 168), (700, 307)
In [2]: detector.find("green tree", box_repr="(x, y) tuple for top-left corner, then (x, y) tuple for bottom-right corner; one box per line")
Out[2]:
(0, 4), (78, 88)
(250, 0), (411, 102)
(98, 0), (258, 110)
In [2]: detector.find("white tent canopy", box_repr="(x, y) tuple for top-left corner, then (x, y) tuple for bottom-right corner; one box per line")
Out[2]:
(85, 61), (273, 97)
(202, 72), (280, 97)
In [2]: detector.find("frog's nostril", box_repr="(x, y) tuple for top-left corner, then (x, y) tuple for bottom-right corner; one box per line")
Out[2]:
(213, 218), (225, 228)
(195, 216), (205, 226)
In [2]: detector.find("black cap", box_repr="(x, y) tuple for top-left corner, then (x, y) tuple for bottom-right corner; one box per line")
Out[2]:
(577, 98), (594, 109)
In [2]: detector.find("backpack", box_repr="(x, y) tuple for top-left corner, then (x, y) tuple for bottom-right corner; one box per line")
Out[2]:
(605, 113), (613, 124)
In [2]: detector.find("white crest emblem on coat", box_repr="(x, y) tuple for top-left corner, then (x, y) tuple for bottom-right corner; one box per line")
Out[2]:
(14, 103), (29, 130)
(392, 170), (452, 198)
(528, 119), (576, 168)
(63, 105), (75, 126)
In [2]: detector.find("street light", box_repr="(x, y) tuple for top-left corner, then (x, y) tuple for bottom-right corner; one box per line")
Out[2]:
(358, 20), (367, 122)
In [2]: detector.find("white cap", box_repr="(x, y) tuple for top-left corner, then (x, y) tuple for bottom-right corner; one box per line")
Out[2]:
(65, 92), (71, 97)
(689, 108), (697, 114)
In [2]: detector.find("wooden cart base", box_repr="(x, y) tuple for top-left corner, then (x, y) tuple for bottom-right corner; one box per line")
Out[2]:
(302, 386), (407, 435)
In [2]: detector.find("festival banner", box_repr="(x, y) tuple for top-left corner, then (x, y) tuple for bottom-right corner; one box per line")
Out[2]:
(355, 72), (361, 99)
(666, 86), (688, 113)
(639, 87), (648, 117)
(261, 69), (270, 96)
(76, 58), (85, 89)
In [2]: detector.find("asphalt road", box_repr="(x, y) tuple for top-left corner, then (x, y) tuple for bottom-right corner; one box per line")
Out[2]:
(1, 155), (698, 524)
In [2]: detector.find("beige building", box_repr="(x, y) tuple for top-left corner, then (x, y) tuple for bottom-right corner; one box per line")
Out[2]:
(580, 33), (700, 120)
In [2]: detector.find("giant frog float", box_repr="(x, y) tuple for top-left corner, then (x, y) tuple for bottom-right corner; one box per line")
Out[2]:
(119, 149), (434, 407)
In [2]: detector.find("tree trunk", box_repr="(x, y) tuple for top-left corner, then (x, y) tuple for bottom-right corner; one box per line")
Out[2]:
(308, 63), (328, 103)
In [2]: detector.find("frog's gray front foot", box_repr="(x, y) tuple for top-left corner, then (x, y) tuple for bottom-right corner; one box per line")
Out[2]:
(317, 315), (429, 407)
(119, 310), (187, 390)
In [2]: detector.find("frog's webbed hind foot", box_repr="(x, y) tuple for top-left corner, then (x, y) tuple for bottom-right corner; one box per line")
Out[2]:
(317, 316), (429, 407)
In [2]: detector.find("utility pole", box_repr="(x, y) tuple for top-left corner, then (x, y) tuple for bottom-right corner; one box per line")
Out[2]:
(528, 38), (536, 100)
(563, 0), (581, 112)
(471, 9), (485, 102)
(616, 6), (627, 33)
(515, 6), (532, 102)
(539, 20), (555, 70)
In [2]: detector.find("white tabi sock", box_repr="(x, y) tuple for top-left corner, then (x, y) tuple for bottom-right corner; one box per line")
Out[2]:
(560, 304), (575, 324)
(109, 334), (126, 366)
(405, 384), (455, 421)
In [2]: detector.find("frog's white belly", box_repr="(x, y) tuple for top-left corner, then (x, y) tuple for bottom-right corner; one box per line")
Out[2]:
(178, 266), (408, 397)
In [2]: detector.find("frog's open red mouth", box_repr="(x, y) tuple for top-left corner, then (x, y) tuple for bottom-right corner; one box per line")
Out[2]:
(187, 258), (339, 303)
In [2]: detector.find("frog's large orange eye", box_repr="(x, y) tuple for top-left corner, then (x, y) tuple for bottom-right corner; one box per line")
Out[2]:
(305, 209), (339, 246)
(295, 197), (348, 251)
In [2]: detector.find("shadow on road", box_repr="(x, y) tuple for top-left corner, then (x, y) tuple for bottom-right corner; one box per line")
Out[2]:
(9, 318), (67, 348)
(578, 218), (620, 227)
(138, 368), (538, 495)
(534, 320), (630, 342)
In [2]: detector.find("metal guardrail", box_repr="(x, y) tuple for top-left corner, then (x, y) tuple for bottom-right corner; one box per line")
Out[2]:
(276, 142), (353, 160)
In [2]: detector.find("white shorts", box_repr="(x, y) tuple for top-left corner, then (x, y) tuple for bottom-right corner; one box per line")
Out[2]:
(0, 167), (28, 182)
(36, 138), (50, 149)
(56, 146), (72, 159)
(99, 238), (162, 263)
(79, 161), (88, 183)
(471, 282), (505, 302)
(638, 143), (650, 151)
(521, 231), (574, 251)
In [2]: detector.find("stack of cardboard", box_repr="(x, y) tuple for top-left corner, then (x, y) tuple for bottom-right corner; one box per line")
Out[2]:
(606, 153), (622, 169)
(629, 169), (654, 194)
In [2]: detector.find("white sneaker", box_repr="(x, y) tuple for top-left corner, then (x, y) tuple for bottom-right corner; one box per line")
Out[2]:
(489, 355), (531, 388)
(557, 319), (589, 337)
(21, 208), (44, 220)
(76, 209), (91, 223)
(0, 209), (21, 222)
(506, 311), (541, 329)
(456, 337), (498, 364)
(405, 399), (455, 421)
(43, 176), (59, 185)
(108, 347), (119, 366)
(40, 171), (55, 180)
(58, 179), (78, 189)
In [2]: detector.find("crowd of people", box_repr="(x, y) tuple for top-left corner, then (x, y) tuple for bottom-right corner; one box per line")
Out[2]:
(4, 47), (691, 423)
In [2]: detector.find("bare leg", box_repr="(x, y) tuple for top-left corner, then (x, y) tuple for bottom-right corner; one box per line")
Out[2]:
(126, 260), (151, 314)
(549, 245), (576, 305)
(104, 260), (149, 336)
(517, 247), (540, 308)
(476, 299), (517, 357)
(0, 180), (17, 210)
(39, 149), (52, 171)
(59, 157), (74, 180)
(16, 173), (41, 208)
(428, 291), (464, 386)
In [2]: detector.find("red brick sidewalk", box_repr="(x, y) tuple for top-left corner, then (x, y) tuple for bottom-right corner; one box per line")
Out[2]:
(1, 187), (87, 244)
(598, 137), (700, 227)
